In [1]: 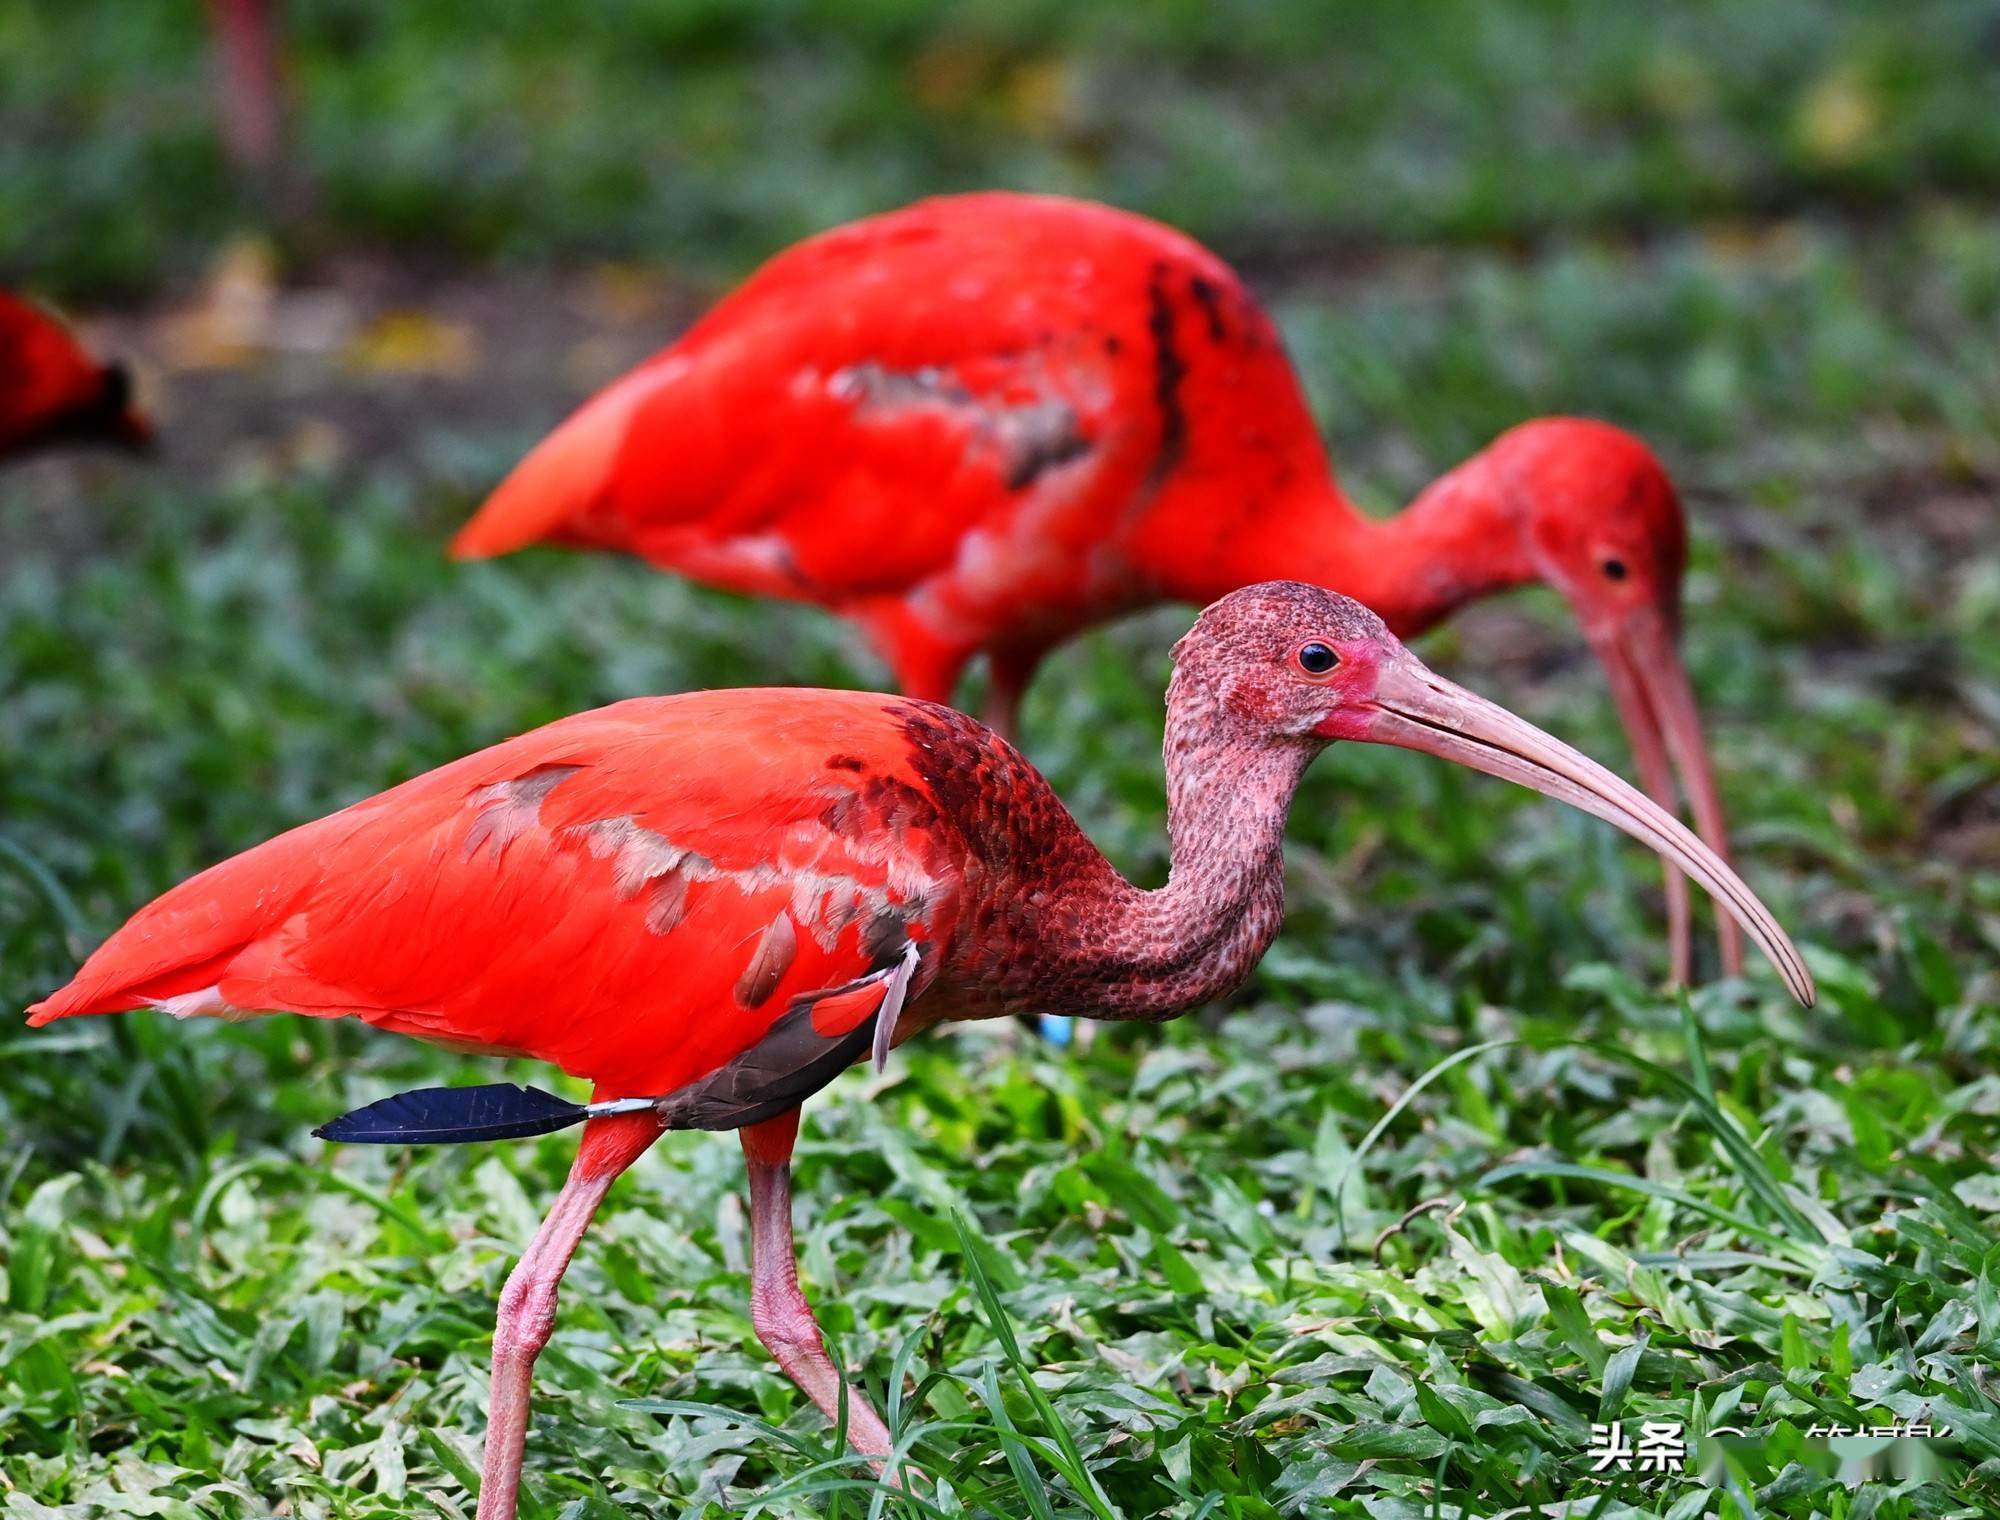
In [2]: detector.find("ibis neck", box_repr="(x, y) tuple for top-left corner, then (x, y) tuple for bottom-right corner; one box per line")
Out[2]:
(1027, 703), (1312, 1023)
(1193, 454), (1535, 639)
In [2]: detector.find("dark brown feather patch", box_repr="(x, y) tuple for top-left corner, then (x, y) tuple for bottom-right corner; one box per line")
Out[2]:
(735, 913), (798, 1008)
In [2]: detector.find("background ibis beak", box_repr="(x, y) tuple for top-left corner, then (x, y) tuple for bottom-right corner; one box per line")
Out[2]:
(1588, 606), (1744, 982)
(1361, 650), (1812, 1006)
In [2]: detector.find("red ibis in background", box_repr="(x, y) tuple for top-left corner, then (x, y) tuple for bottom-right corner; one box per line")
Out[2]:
(0, 290), (151, 461)
(206, 0), (286, 185)
(456, 191), (1741, 983)
(30, 581), (1812, 1518)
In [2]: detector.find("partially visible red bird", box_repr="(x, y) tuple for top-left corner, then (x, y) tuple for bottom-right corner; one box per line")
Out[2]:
(0, 290), (151, 461)
(454, 192), (1742, 982)
(31, 582), (1812, 1519)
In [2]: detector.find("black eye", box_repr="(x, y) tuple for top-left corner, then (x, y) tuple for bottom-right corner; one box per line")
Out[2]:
(1297, 642), (1338, 675)
(1602, 558), (1629, 581)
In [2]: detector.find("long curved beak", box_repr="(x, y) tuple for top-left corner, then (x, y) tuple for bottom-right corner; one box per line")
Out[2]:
(1360, 650), (1812, 1006)
(1589, 607), (1744, 982)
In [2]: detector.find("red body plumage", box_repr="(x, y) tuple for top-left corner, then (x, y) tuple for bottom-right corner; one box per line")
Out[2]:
(29, 691), (977, 1096)
(0, 290), (150, 459)
(454, 192), (1333, 702)
(29, 585), (1813, 1516)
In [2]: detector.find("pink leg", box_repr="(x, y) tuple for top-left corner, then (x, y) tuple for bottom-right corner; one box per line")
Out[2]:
(478, 1112), (663, 1520)
(741, 1113), (896, 1467)
(857, 602), (970, 715)
(207, 0), (284, 175)
(982, 646), (1045, 744)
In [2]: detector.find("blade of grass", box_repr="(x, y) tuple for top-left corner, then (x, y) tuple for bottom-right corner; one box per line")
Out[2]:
(1477, 1160), (1811, 1261)
(952, 1210), (1123, 1520)
(618, 1398), (830, 1464)
(974, 1361), (1058, 1520)
(1573, 1040), (1821, 1244)
(0, 833), (90, 956)
(745, 1462), (956, 1520)
(1677, 990), (1715, 1106)
(1332, 1038), (1514, 1249)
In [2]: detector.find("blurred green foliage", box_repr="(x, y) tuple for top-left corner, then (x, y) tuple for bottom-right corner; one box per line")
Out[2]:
(5, 0), (2000, 296)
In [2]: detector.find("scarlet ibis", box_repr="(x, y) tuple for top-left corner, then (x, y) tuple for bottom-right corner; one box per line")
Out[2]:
(0, 290), (151, 461)
(455, 191), (1740, 983)
(29, 582), (1809, 1513)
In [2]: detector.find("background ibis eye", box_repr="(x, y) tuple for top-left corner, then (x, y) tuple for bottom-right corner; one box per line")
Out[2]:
(1602, 557), (1629, 581)
(1297, 642), (1338, 675)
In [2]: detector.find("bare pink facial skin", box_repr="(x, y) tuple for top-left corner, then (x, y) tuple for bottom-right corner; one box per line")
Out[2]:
(1298, 637), (1394, 746)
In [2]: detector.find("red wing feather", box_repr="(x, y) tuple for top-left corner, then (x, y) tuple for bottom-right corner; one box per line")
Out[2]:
(29, 690), (961, 1098)
(451, 363), (663, 560)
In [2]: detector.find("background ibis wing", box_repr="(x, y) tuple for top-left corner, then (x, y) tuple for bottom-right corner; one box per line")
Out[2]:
(451, 196), (1200, 604)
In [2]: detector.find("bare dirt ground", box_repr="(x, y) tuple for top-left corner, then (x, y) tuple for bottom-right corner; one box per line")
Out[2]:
(100, 252), (708, 484)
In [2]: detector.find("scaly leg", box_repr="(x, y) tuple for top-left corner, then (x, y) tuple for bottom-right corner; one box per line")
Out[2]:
(741, 1111), (896, 1466)
(983, 644), (1048, 744)
(478, 1110), (664, 1520)
(206, 0), (284, 175)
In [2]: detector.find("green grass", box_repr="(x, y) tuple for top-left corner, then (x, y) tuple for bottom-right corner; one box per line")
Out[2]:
(4, 221), (1995, 1516)
(4, 6), (2000, 1516)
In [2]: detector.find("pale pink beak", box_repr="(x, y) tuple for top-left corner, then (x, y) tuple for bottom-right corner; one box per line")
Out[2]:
(1359, 650), (1812, 1007)
(1589, 607), (1744, 984)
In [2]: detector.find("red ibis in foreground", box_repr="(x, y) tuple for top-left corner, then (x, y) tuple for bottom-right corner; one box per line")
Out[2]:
(30, 583), (1812, 1517)
(0, 290), (151, 461)
(456, 191), (1741, 981)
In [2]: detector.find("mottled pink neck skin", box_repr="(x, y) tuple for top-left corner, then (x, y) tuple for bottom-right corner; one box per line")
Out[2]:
(910, 709), (1312, 1024)
(912, 599), (1368, 1024)
(1120, 688), (1316, 1011)
(1188, 445), (1536, 640)
(1036, 710), (1312, 1021)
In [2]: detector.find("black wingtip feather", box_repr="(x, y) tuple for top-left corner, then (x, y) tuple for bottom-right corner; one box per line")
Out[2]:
(315, 1084), (590, 1145)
